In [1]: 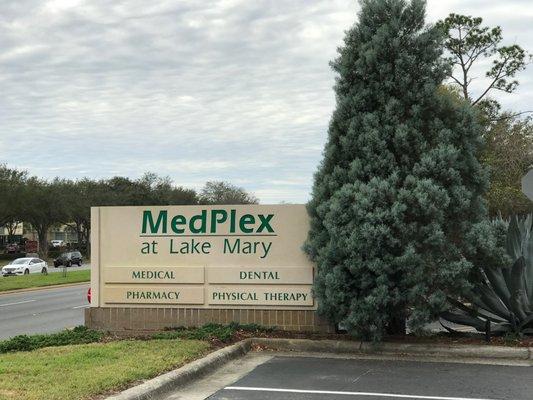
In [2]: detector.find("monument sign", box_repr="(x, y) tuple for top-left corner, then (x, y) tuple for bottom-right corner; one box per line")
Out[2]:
(89, 204), (315, 310)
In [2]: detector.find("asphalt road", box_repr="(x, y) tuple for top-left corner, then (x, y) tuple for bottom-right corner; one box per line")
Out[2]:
(0, 283), (89, 339)
(202, 356), (532, 400)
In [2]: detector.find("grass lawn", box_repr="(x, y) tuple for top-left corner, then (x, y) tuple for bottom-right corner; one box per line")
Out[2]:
(0, 339), (209, 400)
(0, 270), (90, 292)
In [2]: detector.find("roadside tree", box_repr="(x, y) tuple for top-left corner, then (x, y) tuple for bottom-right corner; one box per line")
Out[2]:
(137, 172), (197, 205)
(483, 116), (533, 216)
(66, 174), (197, 255)
(437, 13), (531, 110)
(437, 14), (532, 215)
(103, 173), (197, 206)
(199, 181), (258, 205)
(60, 178), (108, 256)
(21, 178), (69, 258)
(306, 0), (489, 340)
(0, 165), (27, 243)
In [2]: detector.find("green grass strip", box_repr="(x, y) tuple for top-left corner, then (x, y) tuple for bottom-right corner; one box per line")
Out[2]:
(0, 269), (90, 292)
(0, 338), (209, 400)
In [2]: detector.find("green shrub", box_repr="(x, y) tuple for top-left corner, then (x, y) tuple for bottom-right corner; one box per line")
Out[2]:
(0, 326), (103, 353)
(154, 322), (273, 342)
(229, 322), (275, 333)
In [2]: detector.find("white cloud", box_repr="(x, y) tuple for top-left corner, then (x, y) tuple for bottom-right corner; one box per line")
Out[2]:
(0, 0), (531, 203)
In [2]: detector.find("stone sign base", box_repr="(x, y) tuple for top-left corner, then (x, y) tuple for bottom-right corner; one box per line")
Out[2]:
(85, 307), (334, 334)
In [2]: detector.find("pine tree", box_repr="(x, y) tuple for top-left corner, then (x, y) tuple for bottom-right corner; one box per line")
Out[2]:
(305, 0), (489, 340)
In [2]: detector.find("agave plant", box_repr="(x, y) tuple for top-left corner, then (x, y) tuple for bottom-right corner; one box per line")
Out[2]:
(441, 214), (533, 335)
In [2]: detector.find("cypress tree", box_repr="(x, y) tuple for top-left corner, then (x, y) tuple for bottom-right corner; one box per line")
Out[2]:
(305, 0), (489, 340)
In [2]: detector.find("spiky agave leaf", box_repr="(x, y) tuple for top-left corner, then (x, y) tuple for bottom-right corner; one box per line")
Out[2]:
(471, 284), (511, 320)
(508, 257), (530, 320)
(442, 213), (533, 335)
(521, 216), (533, 301)
(447, 297), (507, 324)
(481, 264), (512, 310)
(440, 311), (512, 334)
(440, 311), (486, 331)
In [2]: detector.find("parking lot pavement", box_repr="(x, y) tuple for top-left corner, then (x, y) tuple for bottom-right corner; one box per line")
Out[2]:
(199, 355), (531, 400)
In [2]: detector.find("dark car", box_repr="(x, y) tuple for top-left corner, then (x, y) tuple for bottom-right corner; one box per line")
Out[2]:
(54, 251), (83, 267)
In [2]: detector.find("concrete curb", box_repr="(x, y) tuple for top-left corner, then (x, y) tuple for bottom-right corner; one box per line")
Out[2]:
(252, 338), (533, 361)
(0, 281), (89, 296)
(105, 339), (252, 400)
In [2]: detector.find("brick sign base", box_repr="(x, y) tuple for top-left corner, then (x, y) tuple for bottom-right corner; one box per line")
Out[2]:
(85, 307), (334, 335)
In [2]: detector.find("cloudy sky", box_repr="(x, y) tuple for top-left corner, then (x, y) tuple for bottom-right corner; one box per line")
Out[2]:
(1, 0), (532, 203)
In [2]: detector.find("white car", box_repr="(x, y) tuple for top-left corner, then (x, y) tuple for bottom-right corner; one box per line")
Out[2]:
(1, 258), (48, 276)
(51, 240), (65, 247)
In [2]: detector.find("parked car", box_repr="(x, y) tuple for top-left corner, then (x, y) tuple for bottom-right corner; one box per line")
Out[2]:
(1, 258), (48, 276)
(53, 251), (83, 267)
(51, 240), (65, 247)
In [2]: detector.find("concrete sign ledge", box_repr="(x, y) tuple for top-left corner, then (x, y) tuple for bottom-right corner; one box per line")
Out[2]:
(104, 338), (532, 400)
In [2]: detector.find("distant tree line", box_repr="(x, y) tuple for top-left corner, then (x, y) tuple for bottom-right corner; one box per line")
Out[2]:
(0, 167), (258, 258)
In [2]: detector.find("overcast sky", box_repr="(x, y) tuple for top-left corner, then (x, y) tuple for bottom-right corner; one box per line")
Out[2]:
(1, 0), (532, 203)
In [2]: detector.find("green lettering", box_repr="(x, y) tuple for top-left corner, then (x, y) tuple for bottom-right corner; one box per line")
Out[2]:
(171, 215), (186, 234)
(210, 209), (227, 233)
(190, 210), (207, 234)
(239, 214), (255, 233)
(224, 238), (240, 254)
(142, 210), (167, 234)
(257, 214), (274, 233)
(230, 209), (236, 233)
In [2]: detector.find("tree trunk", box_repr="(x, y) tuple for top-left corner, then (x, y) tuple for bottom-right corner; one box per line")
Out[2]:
(6, 220), (19, 243)
(386, 313), (407, 336)
(37, 226), (49, 259)
(74, 221), (83, 249)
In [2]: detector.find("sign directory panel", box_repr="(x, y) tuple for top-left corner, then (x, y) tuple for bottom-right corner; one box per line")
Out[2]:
(91, 204), (315, 310)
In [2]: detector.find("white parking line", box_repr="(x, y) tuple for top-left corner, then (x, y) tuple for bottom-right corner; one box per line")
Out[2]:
(0, 299), (35, 307)
(72, 305), (89, 309)
(223, 387), (501, 400)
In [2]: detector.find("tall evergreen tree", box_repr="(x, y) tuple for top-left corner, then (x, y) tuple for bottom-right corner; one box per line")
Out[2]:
(305, 0), (489, 340)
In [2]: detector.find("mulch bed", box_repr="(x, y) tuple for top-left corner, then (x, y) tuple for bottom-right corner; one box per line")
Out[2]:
(102, 327), (533, 348)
